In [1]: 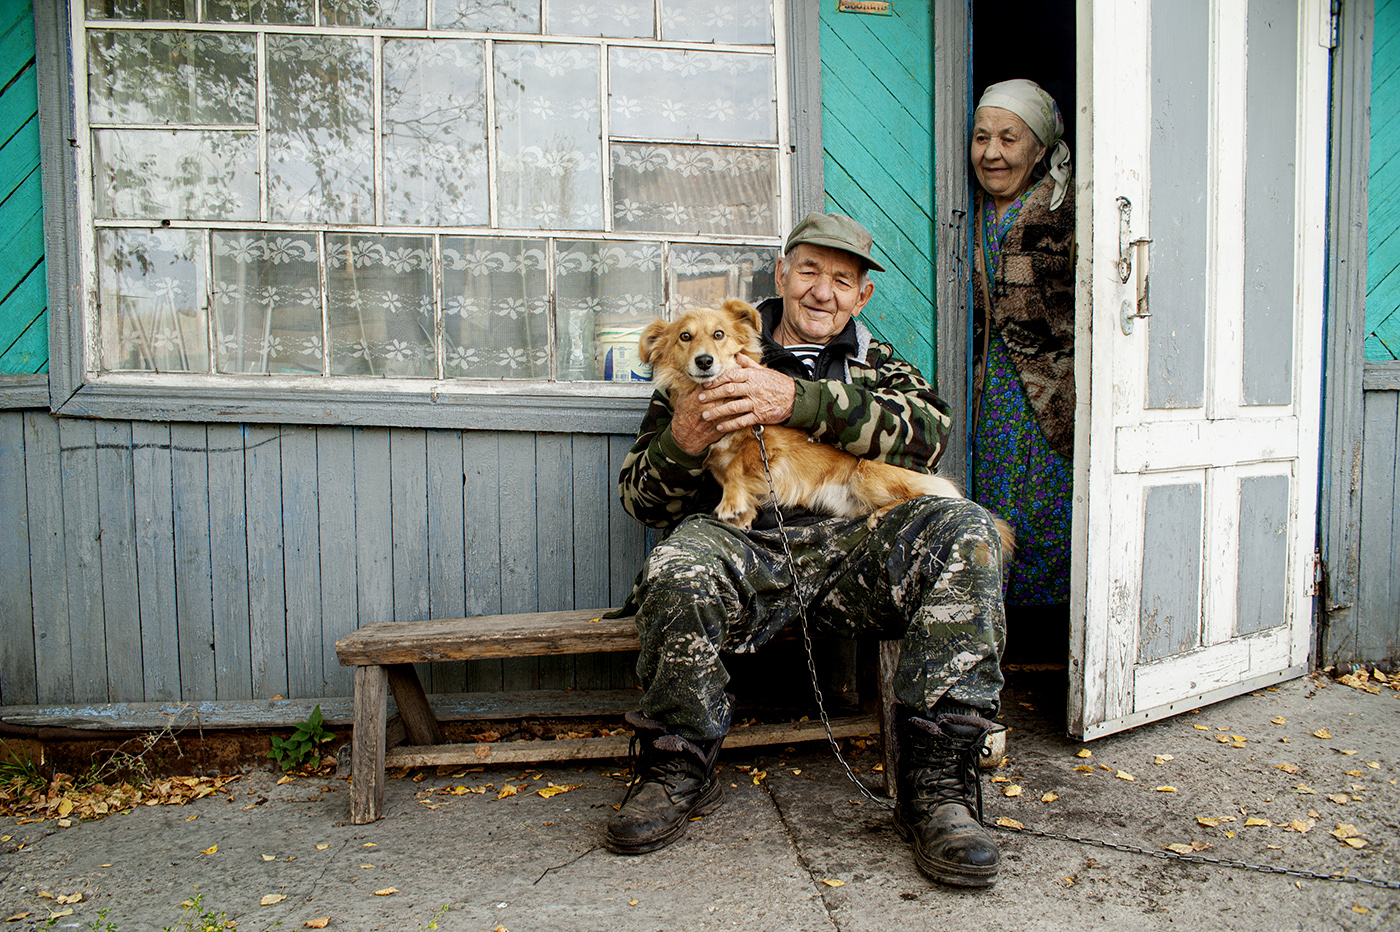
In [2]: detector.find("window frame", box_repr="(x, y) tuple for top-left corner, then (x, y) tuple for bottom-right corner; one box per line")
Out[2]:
(37, 0), (822, 433)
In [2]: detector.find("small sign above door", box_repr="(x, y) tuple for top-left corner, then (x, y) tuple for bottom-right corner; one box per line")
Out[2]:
(837, 0), (892, 15)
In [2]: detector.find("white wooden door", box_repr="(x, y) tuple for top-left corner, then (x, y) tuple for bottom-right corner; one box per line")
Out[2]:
(1068, 0), (1329, 739)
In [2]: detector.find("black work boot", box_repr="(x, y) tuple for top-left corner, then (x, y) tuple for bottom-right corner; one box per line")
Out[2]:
(604, 711), (725, 855)
(893, 707), (1002, 887)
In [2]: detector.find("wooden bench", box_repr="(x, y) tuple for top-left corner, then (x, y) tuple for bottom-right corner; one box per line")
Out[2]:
(335, 608), (903, 824)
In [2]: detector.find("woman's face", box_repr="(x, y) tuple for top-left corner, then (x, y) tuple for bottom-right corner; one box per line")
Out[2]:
(971, 107), (1048, 206)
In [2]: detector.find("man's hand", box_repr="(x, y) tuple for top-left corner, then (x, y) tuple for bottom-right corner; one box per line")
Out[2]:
(671, 354), (797, 456)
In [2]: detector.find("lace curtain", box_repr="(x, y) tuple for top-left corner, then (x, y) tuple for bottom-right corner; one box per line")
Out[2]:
(83, 1), (783, 381)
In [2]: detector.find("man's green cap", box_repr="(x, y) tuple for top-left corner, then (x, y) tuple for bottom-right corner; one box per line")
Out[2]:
(783, 212), (886, 273)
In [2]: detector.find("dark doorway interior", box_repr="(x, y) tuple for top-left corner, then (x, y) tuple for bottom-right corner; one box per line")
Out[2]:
(971, 0), (1077, 161)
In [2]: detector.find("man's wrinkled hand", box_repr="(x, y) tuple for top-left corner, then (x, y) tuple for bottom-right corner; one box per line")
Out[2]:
(696, 354), (797, 434)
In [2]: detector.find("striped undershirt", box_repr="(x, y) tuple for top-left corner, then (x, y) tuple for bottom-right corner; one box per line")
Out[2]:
(784, 342), (826, 378)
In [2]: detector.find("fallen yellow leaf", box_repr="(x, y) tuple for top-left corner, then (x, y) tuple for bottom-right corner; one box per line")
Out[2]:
(261, 854), (277, 862)
(1115, 771), (1135, 781)
(497, 784), (520, 800)
(1154, 786), (1177, 793)
(821, 879), (845, 887)
(1274, 762), (1299, 774)
(373, 888), (398, 896)
(1367, 761), (1380, 769)
(260, 894), (286, 906)
(996, 817), (1024, 829)
(4, 912), (31, 922)
(628, 899), (639, 906)
(537, 783), (580, 798)
(1284, 818), (1315, 833)
(47, 909), (73, 920)
(1270, 716), (1286, 725)
(1343, 837), (1368, 849)
(53, 894), (80, 906)
(1075, 749), (1091, 758)
(201, 845), (218, 856)
(1072, 765), (1094, 773)
(1197, 816), (1221, 827)
(1327, 793), (1350, 805)
(315, 843), (330, 851)
(1193, 724), (1209, 731)
(1312, 728), (1332, 739)
(1165, 843), (1195, 855)
(1351, 904), (1370, 915)
(304, 920), (331, 929)
(1003, 785), (1022, 797)
(362, 842), (376, 847)
(56, 799), (74, 818)
(1041, 792), (1059, 802)
(1244, 817), (1272, 827)
(277, 775), (295, 785)
(184, 814), (199, 822)
(1153, 754), (1174, 765)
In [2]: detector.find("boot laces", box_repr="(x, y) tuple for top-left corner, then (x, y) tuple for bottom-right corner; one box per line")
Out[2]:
(621, 734), (700, 806)
(912, 729), (988, 824)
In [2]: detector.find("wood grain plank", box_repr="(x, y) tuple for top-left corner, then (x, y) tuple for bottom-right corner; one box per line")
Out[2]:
(0, 410), (37, 705)
(335, 609), (631, 665)
(207, 424), (252, 700)
(426, 429), (468, 693)
(535, 433), (574, 689)
(170, 423), (216, 701)
(607, 433), (646, 689)
(350, 664), (389, 824)
(316, 427), (358, 696)
(499, 431), (541, 691)
(281, 425), (323, 698)
(571, 434), (612, 690)
(388, 428), (430, 687)
(353, 427), (394, 627)
(95, 420), (143, 700)
(463, 431), (504, 691)
(59, 418), (107, 702)
(131, 421), (181, 702)
(1357, 391), (1399, 658)
(245, 424), (287, 699)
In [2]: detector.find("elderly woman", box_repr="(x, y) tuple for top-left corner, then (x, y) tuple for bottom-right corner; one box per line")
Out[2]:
(969, 79), (1075, 615)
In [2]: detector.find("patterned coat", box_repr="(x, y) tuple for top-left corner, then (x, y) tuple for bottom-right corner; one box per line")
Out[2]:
(617, 298), (954, 530)
(971, 177), (1077, 459)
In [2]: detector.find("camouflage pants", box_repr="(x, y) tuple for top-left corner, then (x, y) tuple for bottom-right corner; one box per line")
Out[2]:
(633, 496), (1007, 741)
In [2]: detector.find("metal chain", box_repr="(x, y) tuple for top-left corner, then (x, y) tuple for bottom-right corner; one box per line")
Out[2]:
(751, 426), (892, 808)
(752, 426), (1400, 892)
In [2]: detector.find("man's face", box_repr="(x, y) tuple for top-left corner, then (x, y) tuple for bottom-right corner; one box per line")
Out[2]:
(773, 243), (874, 346)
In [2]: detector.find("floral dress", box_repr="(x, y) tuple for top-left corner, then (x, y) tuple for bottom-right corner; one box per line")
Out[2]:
(972, 183), (1073, 607)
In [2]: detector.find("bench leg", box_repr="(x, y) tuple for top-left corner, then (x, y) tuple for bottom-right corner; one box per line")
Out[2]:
(878, 640), (900, 798)
(386, 663), (444, 746)
(351, 665), (389, 824)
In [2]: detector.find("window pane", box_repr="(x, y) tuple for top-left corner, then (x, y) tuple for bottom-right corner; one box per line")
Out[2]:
(669, 245), (778, 314)
(610, 48), (775, 142)
(612, 144), (777, 236)
(97, 229), (208, 373)
(267, 35), (375, 224)
(442, 237), (549, 378)
(212, 231), (322, 375)
(86, 0), (196, 20)
(549, 0), (651, 38)
(662, 0), (773, 45)
(556, 240), (662, 381)
(384, 39), (489, 226)
(93, 130), (259, 221)
(204, 0), (314, 23)
(494, 43), (602, 230)
(436, 0), (539, 32)
(88, 31), (256, 125)
(326, 235), (436, 377)
(320, 0), (427, 27)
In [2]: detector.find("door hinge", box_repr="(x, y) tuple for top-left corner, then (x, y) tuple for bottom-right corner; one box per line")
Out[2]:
(1323, 0), (1341, 50)
(1305, 550), (1325, 598)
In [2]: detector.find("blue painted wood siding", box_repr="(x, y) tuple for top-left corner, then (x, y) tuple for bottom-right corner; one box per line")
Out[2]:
(819, 2), (935, 378)
(0, 0), (44, 374)
(0, 411), (645, 706)
(1370, 0), (1400, 361)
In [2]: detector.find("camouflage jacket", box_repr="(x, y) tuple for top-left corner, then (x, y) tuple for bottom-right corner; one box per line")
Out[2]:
(617, 298), (955, 530)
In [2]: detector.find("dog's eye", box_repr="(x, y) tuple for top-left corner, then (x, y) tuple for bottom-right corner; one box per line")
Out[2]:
(679, 331), (692, 342)
(712, 330), (724, 340)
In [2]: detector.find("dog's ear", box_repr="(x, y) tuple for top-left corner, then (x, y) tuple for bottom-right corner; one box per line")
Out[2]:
(720, 299), (760, 335)
(638, 317), (670, 365)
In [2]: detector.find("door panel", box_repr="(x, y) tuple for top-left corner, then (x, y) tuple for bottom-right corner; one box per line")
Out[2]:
(1070, 0), (1326, 739)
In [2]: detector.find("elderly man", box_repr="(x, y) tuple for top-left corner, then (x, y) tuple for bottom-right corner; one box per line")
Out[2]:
(608, 213), (1008, 888)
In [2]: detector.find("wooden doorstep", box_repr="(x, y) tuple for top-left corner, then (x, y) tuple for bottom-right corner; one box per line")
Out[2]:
(383, 714), (881, 767)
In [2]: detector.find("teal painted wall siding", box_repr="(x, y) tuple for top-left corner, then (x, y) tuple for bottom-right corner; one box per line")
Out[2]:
(819, 1), (936, 378)
(0, 0), (44, 375)
(1369, 0), (1400, 361)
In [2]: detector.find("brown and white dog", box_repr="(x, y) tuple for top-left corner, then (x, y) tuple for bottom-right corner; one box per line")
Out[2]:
(639, 299), (1007, 546)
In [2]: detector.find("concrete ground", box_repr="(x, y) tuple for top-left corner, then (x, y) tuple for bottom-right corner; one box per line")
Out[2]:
(1, 669), (1396, 932)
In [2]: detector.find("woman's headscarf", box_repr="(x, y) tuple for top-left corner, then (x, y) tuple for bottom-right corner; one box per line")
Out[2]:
(975, 79), (1072, 211)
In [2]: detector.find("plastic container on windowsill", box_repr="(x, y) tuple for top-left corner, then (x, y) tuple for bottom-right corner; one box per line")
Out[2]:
(596, 326), (652, 382)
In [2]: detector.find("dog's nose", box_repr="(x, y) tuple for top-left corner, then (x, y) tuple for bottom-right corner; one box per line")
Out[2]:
(694, 354), (714, 371)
